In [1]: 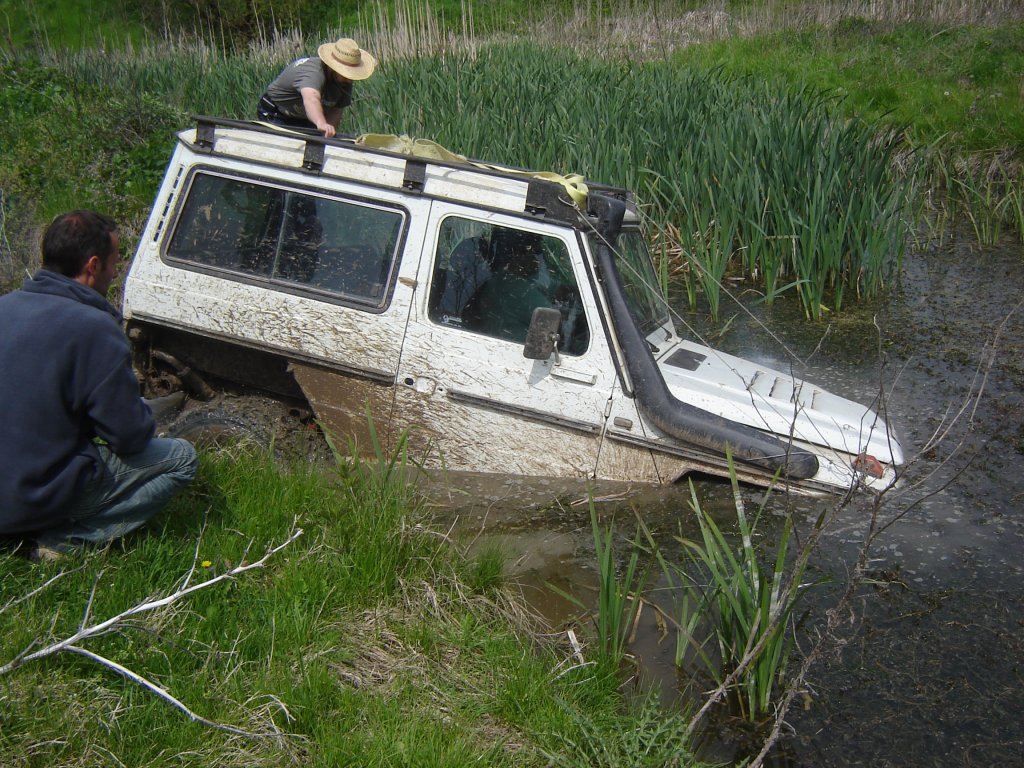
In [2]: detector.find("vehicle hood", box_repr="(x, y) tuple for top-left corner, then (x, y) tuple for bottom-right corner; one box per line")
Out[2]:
(654, 338), (904, 466)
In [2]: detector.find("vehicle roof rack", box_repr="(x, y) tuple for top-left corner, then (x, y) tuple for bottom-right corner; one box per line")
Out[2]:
(187, 116), (633, 226)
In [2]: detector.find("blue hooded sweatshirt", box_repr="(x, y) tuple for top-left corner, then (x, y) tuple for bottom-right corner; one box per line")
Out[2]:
(0, 269), (155, 535)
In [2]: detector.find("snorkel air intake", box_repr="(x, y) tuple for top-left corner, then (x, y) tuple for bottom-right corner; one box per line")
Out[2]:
(588, 194), (819, 481)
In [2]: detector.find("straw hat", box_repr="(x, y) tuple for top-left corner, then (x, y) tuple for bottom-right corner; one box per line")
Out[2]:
(317, 38), (377, 81)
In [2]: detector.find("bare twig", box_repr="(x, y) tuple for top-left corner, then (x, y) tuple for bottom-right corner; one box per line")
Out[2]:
(64, 644), (262, 737)
(742, 299), (1021, 767)
(178, 507), (211, 592)
(746, 491), (886, 768)
(80, 570), (104, 632)
(1, 527), (302, 675)
(0, 527), (303, 738)
(1, 565), (82, 616)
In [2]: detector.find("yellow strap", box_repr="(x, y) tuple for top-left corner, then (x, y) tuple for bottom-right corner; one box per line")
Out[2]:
(253, 120), (311, 136)
(356, 133), (589, 207)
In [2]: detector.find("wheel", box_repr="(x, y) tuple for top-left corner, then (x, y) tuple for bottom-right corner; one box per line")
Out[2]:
(162, 395), (328, 463)
(163, 406), (270, 452)
(145, 392), (187, 427)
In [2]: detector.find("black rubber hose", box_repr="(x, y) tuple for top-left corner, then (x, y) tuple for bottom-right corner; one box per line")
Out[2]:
(588, 194), (819, 480)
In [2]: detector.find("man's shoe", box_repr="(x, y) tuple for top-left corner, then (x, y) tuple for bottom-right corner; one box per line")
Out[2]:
(145, 391), (187, 421)
(29, 543), (65, 563)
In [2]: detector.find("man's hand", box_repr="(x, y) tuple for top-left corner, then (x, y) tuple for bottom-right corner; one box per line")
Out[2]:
(299, 86), (336, 138)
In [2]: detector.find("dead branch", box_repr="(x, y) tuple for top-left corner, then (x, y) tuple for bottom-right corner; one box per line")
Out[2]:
(0, 527), (302, 676)
(1, 565), (83, 616)
(0, 526), (303, 738)
(65, 644), (263, 737)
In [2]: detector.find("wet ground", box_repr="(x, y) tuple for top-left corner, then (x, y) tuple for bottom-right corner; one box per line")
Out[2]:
(428, 228), (1024, 766)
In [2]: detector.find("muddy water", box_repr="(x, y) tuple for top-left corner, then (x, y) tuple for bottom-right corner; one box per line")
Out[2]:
(428, 229), (1024, 767)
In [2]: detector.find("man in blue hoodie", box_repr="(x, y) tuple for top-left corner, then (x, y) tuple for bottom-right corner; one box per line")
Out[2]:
(0, 210), (197, 559)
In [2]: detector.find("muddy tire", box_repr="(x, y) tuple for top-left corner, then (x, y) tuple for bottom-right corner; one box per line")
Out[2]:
(164, 407), (270, 452)
(162, 395), (328, 463)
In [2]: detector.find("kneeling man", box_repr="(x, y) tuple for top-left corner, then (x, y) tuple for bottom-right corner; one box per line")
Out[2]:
(0, 210), (197, 558)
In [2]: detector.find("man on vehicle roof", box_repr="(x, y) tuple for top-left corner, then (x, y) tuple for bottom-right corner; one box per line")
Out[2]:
(0, 211), (198, 561)
(257, 37), (377, 138)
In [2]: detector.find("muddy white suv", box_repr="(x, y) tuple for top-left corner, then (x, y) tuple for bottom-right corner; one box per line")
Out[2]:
(123, 116), (903, 493)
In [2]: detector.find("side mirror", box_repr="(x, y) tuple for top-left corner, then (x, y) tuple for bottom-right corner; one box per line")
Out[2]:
(523, 307), (562, 360)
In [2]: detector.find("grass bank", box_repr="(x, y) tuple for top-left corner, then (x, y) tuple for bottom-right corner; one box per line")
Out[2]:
(0, 446), (709, 767)
(670, 18), (1024, 247)
(673, 19), (1024, 155)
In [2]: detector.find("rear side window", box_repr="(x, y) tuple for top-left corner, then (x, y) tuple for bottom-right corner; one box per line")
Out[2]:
(165, 171), (404, 307)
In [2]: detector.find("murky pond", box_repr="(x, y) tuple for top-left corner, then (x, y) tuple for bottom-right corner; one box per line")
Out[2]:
(428, 228), (1024, 766)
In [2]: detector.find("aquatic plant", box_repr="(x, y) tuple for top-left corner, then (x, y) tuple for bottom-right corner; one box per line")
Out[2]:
(550, 499), (648, 669)
(1003, 179), (1024, 243)
(657, 459), (814, 722)
(953, 167), (1005, 246)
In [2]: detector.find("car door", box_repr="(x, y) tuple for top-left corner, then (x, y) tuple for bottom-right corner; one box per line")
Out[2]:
(393, 205), (619, 479)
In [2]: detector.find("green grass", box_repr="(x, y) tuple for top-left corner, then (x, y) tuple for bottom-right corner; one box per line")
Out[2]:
(1, 446), (709, 766)
(675, 20), (1024, 155)
(0, 0), (151, 50)
(539, 692), (701, 768)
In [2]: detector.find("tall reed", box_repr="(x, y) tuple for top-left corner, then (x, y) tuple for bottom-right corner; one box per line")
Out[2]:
(46, 34), (917, 319)
(653, 462), (813, 722)
(550, 499), (648, 669)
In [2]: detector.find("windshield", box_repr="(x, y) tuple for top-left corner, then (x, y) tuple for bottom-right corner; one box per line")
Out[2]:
(594, 228), (671, 335)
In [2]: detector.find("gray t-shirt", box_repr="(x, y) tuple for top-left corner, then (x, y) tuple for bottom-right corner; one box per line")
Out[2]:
(265, 57), (353, 119)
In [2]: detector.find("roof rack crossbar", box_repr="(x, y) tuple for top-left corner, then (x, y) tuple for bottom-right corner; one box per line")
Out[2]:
(195, 119), (216, 150)
(403, 159), (426, 192)
(302, 141), (325, 172)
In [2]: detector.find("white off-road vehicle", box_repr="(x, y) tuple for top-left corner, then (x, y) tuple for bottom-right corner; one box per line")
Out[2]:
(123, 116), (903, 493)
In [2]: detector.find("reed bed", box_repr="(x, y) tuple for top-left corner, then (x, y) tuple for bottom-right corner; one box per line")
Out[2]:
(45, 36), (916, 319)
(527, 0), (1024, 58)
(371, 46), (916, 319)
(925, 151), (1024, 245)
(561, 461), (814, 724)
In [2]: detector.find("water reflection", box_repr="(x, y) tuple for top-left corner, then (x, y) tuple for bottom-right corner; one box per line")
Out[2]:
(428, 230), (1024, 767)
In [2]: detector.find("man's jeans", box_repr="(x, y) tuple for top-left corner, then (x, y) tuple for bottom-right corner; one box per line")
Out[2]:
(35, 438), (198, 551)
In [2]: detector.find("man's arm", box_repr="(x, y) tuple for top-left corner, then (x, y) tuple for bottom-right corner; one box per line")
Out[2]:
(300, 86), (336, 137)
(82, 326), (155, 455)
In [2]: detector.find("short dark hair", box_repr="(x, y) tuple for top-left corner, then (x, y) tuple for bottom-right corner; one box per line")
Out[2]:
(41, 210), (118, 278)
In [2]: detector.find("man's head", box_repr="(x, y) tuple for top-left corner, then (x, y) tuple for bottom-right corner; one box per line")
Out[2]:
(318, 38), (377, 82)
(42, 210), (120, 296)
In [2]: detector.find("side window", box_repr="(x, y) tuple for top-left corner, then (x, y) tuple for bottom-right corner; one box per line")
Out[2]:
(166, 171), (403, 306)
(165, 173), (283, 275)
(427, 217), (590, 356)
